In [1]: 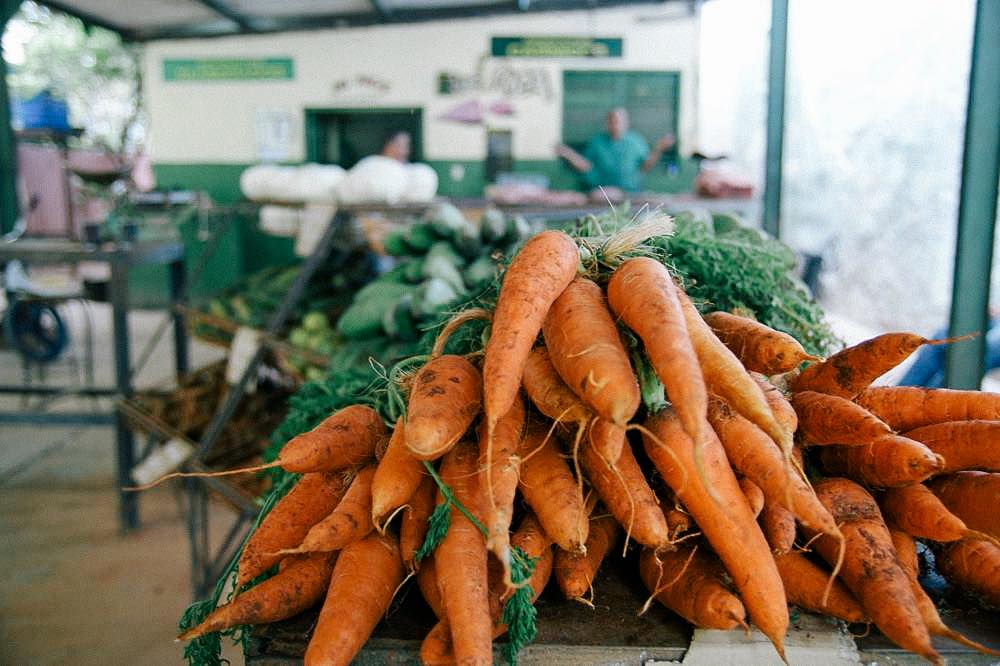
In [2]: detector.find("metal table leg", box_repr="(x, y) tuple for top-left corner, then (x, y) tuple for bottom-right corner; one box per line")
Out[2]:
(111, 257), (138, 532)
(169, 258), (190, 379)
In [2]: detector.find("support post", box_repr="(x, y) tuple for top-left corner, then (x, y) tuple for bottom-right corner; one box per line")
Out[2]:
(0, 2), (20, 234)
(762, 0), (788, 239)
(944, 0), (1000, 389)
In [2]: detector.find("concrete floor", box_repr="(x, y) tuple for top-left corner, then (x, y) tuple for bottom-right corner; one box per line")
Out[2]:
(0, 303), (242, 665)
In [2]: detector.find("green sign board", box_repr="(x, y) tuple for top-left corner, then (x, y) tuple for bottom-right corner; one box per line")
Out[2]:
(163, 58), (294, 82)
(491, 36), (622, 58)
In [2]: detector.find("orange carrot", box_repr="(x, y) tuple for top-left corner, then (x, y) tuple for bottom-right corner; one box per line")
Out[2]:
(288, 465), (376, 554)
(521, 346), (592, 425)
(518, 423), (589, 553)
(405, 355), (482, 461)
(483, 229), (579, 432)
(791, 390), (893, 446)
(586, 417), (627, 465)
(793, 332), (951, 398)
(180, 552), (336, 640)
(889, 528), (1000, 656)
(740, 477), (765, 519)
(607, 258), (707, 456)
(761, 502), (796, 555)
(400, 475), (436, 572)
(818, 435), (944, 487)
(704, 311), (817, 375)
(707, 397), (839, 537)
(237, 471), (350, 588)
(928, 472), (1000, 540)
(435, 441), (492, 664)
(806, 478), (938, 662)
(303, 532), (403, 666)
(580, 438), (670, 550)
(935, 538), (1000, 606)
(856, 386), (1000, 432)
(752, 372), (798, 433)
(880, 483), (996, 544)
(639, 544), (747, 630)
(903, 420), (1000, 473)
(419, 621), (455, 666)
(666, 506), (692, 540)
(772, 551), (866, 623)
(678, 291), (793, 457)
(543, 277), (639, 425)
(554, 514), (620, 601)
(371, 418), (425, 529)
(643, 409), (788, 656)
(477, 394), (526, 574)
(271, 404), (386, 473)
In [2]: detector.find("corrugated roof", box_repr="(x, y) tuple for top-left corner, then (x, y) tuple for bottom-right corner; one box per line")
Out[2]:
(40, 0), (684, 41)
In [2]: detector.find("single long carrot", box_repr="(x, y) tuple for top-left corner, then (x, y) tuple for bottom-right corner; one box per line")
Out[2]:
(818, 435), (944, 487)
(704, 311), (817, 375)
(752, 372), (798, 433)
(927, 472), (1000, 540)
(793, 332), (952, 398)
(772, 551), (866, 623)
(543, 277), (640, 425)
(935, 538), (1000, 606)
(739, 477), (764, 519)
(237, 471), (351, 588)
(131, 404), (387, 489)
(179, 552), (337, 640)
(416, 555), (444, 618)
(678, 291), (793, 458)
(791, 390), (893, 446)
(707, 397), (839, 537)
(435, 441), (492, 665)
(303, 532), (403, 666)
(643, 409), (789, 657)
(889, 528), (1000, 657)
(555, 514), (620, 602)
(371, 417), (425, 529)
(521, 346), (592, 425)
(580, 437), (670, 550)
(400, 475), (436, 572)
(607, 258), (707, 458)
(405, 354), (482, 461)
(587, 417), (627, 465)
(518, 423), (589, 553)
(286, 465), (376, 554)
(483, 229), (579, 432)
(880, 483), (996, 544)
(477, 394), (526, 575)
(856, 386), (1000, 432)
(806, 478), (938, 662)
(903, 420), (1000, 473)
(760, 502), (796, 555)
(638, 544), (747, 630)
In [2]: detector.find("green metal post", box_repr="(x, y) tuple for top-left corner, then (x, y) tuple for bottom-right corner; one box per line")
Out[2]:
(944, 0), (1000, 389)
(762, 0), (788, 239)
(0, 1), (19, 234)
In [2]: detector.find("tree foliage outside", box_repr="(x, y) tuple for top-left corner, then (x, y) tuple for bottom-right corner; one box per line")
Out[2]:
(4, 1), (143, 152)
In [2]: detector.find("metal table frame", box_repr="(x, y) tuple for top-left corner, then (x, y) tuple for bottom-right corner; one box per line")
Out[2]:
(0, 238), (189, 531)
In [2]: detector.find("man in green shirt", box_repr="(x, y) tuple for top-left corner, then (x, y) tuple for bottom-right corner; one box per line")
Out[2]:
(557, 107), (674, 195)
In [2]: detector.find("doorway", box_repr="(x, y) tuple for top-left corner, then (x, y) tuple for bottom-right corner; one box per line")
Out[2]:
(305, 108), (422, 168)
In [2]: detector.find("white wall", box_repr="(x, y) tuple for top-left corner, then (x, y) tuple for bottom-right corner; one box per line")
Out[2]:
(143, 5), (700, 163)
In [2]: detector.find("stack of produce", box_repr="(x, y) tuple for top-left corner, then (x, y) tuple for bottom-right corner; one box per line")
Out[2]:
(173, 211), (997, 666)
(336, 204), (537, 346)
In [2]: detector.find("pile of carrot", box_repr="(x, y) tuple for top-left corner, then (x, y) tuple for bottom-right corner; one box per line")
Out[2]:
(175, 226), (999, 666)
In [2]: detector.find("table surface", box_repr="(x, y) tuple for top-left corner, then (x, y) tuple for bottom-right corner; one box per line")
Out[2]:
(245, 551), (1000, 665)
(0, 238), (185, 265)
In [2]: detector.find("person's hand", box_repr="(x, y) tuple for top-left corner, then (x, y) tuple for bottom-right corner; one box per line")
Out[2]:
(654, 133), (676, 153)
(555, 143), (574, 159)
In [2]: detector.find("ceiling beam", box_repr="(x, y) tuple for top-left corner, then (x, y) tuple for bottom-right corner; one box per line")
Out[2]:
(370, 0), (392, 22)
(193, 0), (255, 31)
(39, 1), (136, 39)
(135, 0), (675, 40)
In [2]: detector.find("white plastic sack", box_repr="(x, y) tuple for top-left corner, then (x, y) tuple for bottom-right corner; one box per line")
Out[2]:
(401, 163), (439, 203)
(258, 205), (301, 237)
(241, 164), (344, 203)
(336, 155), (410, 205)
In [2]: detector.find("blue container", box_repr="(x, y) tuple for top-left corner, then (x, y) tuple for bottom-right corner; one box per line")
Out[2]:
(11, 90), (71, 132)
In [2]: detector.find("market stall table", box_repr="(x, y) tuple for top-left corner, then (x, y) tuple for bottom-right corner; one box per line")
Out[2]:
(0, 237), (188, 531)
